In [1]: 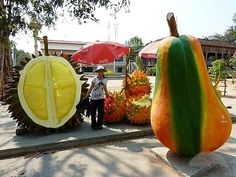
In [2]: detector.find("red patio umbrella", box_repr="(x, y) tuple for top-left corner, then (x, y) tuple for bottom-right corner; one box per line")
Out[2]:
(138, 40), (161, 59)
(72, 41), (129, 65)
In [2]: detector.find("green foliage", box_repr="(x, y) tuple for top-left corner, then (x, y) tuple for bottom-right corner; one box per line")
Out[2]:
(147, 66), (156, 76)
(135, 56), (144, 70)
(126, 36), (144, 52)
(230, 57), (236, 69)
(208, 59), (227, 78)
(205, 12), (236, 45)
(105, 69), (118, 76)
(0, 0), (130, 43)
(231, 72), (236, 79)
(15, 49), (31, 65)
(126, 36), (144, 69)
(233, 12), (236, 24)
(206, 27), (236, 45)
(230, 57), (236, 79)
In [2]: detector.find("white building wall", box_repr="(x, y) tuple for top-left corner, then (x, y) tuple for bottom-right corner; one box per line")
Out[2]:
(39, 40), (127, 74)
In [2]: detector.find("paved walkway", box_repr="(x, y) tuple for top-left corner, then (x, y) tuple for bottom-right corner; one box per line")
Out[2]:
(0, 104), (152, 158)
(0, 137), (181, 177)
(220, 80), (236, 118)
(0, 77), (235, 176)
(0, 78), (235, 158)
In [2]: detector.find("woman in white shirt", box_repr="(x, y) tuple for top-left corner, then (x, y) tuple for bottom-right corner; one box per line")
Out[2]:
(86, 66), (109, 130)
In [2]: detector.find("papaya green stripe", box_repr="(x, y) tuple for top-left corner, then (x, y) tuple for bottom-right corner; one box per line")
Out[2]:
(167, 36), (202, 156)
(179, 36), (203, 147)
(152, 49), (161, 99)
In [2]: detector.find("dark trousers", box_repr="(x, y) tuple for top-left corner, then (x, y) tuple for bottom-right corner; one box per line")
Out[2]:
(90, 99), (104, 128)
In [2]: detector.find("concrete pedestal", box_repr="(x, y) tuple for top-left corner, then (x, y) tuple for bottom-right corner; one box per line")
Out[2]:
(151, 147), (230, 177)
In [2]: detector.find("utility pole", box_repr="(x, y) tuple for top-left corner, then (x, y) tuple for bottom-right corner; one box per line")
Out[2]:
(107, 21), (111, 41)
(114, 13), (118, 42)
(110, 8), (119, 73)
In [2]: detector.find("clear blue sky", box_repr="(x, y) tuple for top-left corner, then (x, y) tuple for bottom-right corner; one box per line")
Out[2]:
(14, 0), (236, 53)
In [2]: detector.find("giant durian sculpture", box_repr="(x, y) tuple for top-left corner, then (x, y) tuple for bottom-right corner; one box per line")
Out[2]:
(3, 36), (89, 135)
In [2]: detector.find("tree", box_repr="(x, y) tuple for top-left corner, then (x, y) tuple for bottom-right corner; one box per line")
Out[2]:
(0, 0), (130, 100)
(230, 57), (236, 69)
(230, 57), (236, 79)
(233, 12), (236, 25)
(126, 36), (144, 52)
(147, 64), (157, 76)
(208, 59), (227, 82)
(126, 36), (145, 70)
(208, 59), (229, 95)
(135, 55), (145, 70)
(206, 13), (236, 45)
(15, 49), (31, 65)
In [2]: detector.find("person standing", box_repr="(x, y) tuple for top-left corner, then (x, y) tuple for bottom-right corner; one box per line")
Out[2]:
(86, 65), (109, 130)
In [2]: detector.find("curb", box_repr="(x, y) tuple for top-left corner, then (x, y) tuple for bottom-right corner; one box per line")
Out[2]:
(150, 149), (186, 177)
(0, 128), (153, 160)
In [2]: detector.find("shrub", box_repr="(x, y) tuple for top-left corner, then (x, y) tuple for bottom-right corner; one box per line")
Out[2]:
(105, 69), (118, 76)
(147, 66), (156, 76)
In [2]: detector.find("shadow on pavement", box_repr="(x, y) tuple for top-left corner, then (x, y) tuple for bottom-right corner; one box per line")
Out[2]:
(5, 138), (166, 177)
(113, 136), (160, 153)
(223, 95), (236, 99)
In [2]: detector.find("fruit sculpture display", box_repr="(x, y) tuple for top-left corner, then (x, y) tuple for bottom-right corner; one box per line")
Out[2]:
(123, 69), (151, 99)
(126, 95), (151, 124)
(104, 91), (126, 123)
(4, 37), (89, 134)
(151, 13), (232, 156)
(123, 69), (152, 124)
(103, 69), (151, 125)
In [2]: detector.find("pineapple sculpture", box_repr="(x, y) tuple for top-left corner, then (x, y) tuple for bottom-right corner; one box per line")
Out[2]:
(3, 37), (89, 135)
(123, 69), (152, 124)
(124, 69), (151, 99)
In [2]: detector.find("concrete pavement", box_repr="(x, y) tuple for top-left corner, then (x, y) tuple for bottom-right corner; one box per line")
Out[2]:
(0, 137), (182, 177)
(0, 104), (152, 159)
(0, 77), (235, 176)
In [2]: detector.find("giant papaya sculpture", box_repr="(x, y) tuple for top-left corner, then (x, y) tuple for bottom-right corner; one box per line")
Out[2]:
(151, 13), (232, 156)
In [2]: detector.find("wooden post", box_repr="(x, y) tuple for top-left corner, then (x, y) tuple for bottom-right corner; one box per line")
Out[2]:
(125, 48), (132, 92)
(43, 36), (49, 56)
(224, 79), (227, 96)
